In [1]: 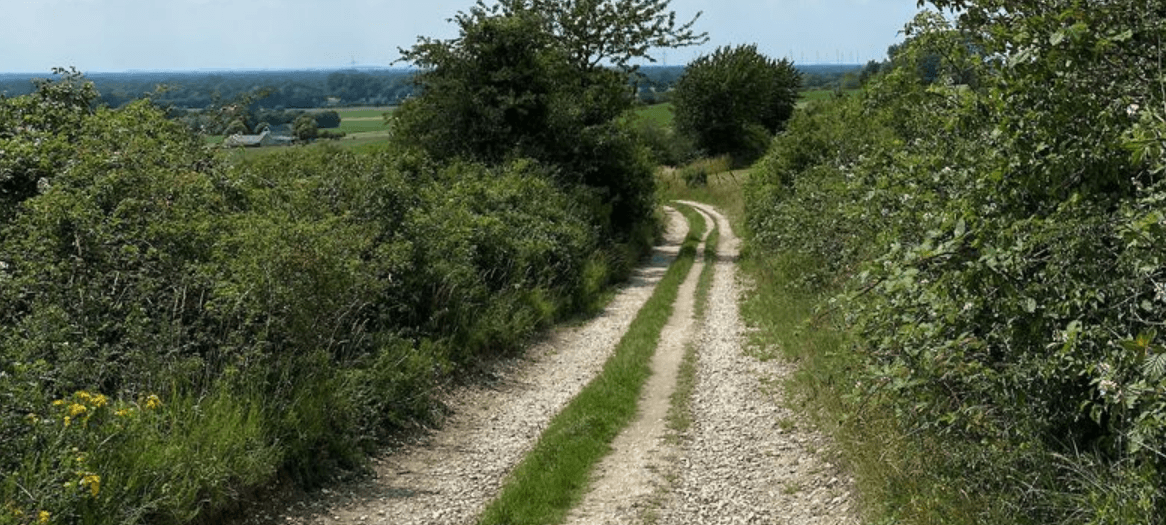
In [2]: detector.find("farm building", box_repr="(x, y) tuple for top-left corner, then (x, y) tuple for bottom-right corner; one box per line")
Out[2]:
(223, 130), (295, 148)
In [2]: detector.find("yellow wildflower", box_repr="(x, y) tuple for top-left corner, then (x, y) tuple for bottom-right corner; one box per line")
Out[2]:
(68, 403), (87, 417)
(92, 394), (108, 408)
(5, 502), (24, 517)
(38, 510), (50, 524)
(74, 391), (92, 403)
(145, 394), (162, 410)
(63, 416), (71, 428)
(52, 399), (66, 407)
(80, 474), (101, 497)
(114, 408), (133, 418)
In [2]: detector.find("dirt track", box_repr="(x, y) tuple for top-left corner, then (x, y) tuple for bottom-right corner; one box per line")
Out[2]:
(245, 203), (856, 525)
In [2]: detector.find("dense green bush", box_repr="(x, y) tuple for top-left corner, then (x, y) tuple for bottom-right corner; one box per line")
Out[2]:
(747, 6), (1166, 523)
(0, 71), (641, 523)
(393, 1), (679, 237)
(672, 44), (800, 165)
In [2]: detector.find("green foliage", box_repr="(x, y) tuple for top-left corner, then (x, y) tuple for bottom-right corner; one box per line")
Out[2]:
(223, 118), (249, 136)
(394, 0), (704, 234)
(0, 67), (98, 223)
(0, 71), (646, 523)
(672, 44), (801, 164)
(292, 114), (318, 140)
(745, 3), (1166, 523)
(313, 109), (341, 129)
(479, 0), (707, 74)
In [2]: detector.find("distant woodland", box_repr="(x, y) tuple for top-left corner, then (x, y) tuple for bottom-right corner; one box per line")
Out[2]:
(0, 64), (861, 111)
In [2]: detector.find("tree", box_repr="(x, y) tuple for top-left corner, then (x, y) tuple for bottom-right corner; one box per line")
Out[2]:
(394, 11), (565, 162)
(224, 118), (249, 136)
(394, 0), (706, 232)
(672, 44), (801, 163)
(314, 109), (341, 129)
(293, 114), (318, 141)
(0, 67), (98, 223)
(426, 0), (707, 74)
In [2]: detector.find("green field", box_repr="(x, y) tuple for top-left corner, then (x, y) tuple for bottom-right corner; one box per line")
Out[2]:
(634, 102), (674, 127)
(332, 106), (396, 120)
(334, 118), (389, 134)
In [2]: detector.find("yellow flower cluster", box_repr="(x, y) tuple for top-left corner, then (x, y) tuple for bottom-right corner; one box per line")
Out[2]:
(3, 504), (51, 523)
(49, 390), (112, 428)
(145, 394), (162, 410)
(80, 473), (101, 497)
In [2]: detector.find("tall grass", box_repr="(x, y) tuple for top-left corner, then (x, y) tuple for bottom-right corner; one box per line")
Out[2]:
(657, 165), (747, 230)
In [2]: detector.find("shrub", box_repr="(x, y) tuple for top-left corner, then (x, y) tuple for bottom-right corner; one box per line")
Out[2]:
(0, 75), (627, 523)
(672, 44), (800, 164)
(745, 6), (1166, 523)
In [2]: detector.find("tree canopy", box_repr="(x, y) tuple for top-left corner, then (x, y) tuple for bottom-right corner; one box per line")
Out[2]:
(423, 0), (708, 74)
(394, 0), (706, 232)
(671, 44), (801, 163)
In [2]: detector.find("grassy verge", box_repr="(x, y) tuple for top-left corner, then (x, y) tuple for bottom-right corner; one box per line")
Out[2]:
(658, 165), (747, 230)
(476, 206), (704, 525)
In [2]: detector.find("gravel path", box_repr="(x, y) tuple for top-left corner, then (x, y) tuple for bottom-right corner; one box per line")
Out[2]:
(652, 201), (859, 525)
(242, 208), (690, 525)
(244, 202), (859, 525)
(563, 205), (714, 525)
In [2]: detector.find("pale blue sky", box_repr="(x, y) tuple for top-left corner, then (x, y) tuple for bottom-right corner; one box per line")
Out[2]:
(2, 0), (922, 73)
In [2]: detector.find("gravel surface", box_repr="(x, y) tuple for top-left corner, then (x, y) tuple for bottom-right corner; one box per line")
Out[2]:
(563, 205), (714, 525)
(652, 201), (859, 525)
(240, 208), (690, 525)
(242, 202), (860, 525)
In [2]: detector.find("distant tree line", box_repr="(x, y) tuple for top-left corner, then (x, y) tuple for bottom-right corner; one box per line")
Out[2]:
(0, 67), (694, 110)
(0, 64), (864, 116)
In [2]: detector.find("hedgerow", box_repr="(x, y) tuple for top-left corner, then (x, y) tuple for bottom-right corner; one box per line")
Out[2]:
(747, 5), (1166, 523)
(0, 70), (648, 523)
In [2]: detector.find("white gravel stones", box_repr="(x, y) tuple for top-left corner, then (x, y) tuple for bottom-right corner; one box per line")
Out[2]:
(652, 202), (858, 525)
(563, 205), (713, 525)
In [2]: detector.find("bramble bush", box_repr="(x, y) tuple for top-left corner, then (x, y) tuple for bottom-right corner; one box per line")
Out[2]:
(747, 4), (1166, 523)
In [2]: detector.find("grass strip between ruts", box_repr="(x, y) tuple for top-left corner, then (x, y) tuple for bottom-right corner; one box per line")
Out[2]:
(666, 206), (718, 437)
(476, 206), (705, 525)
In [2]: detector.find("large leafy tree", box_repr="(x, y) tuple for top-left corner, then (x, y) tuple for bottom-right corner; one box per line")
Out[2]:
(394, 0), (706, 232)
(671, 44), (801, 163)
(482, 0), (707, 73)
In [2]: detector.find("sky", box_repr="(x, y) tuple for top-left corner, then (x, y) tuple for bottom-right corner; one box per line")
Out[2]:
(1, 0), (923, 73)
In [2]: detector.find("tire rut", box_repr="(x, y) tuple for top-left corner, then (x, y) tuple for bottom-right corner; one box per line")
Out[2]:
(651, 201), (859, 525)
(562, 204), (714, 525)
